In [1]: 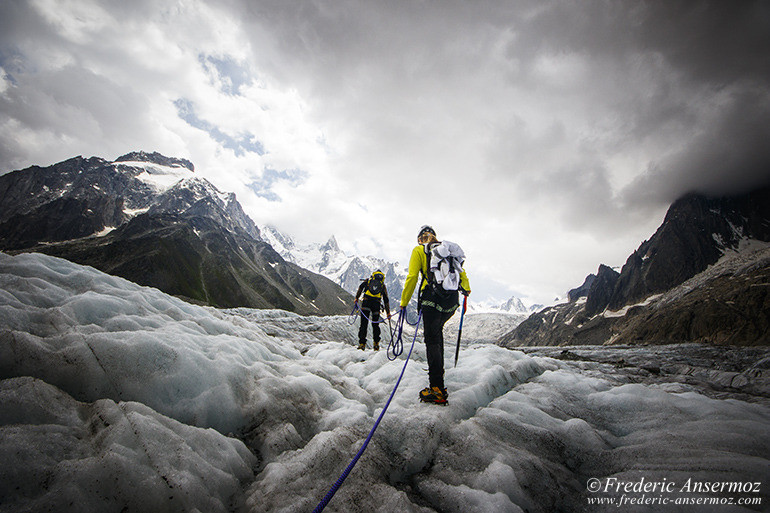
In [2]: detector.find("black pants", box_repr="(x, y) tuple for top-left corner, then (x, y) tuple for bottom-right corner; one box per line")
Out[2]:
(358, 298), (381, 344)
(422, 306), (456, 389)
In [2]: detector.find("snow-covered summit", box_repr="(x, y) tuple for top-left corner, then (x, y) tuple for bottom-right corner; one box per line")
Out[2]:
(467, 295), (531, 315)
(498, 296), (528, 314)
(150, 176), (235, 215)
(452, 296), (532, 343)
(112, 150), (196, 194)
(321, 234), (341, 253)
(260, 224), (297, 258)
(145, 176), (261, 240)
(261, 224), (404, 297)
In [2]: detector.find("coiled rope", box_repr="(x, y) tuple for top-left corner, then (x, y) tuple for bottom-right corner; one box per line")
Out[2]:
(312, 308), (422, 513)
(387, 306), (421, 361)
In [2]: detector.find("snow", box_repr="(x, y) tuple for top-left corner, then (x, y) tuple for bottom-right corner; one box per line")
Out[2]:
(176, 176), (233, 206)
(602, 294), (662, 318)
(444, 312), (525, 344)
(600, 239), (770, 318)
(123, 206), (150, 217)
(115, 160), (194, 191)
(94, 225), (116, 237)
(1, 251), (769, 512)
(466, 296), (531, 315)
(260, 224), (403, 295)
(0, 378), (256, 513)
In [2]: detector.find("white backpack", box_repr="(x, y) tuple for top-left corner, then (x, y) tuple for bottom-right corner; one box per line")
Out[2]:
(426, 241), (465, 292)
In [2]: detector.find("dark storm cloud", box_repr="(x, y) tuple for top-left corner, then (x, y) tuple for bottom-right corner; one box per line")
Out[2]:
(513, 0), (770, 203)
(634, 1), (770, 85)
(623, 88), (770, 205)
(510, 1), (770, 84)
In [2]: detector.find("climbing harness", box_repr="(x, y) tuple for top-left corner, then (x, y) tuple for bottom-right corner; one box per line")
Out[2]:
(313, 308), (422, 513)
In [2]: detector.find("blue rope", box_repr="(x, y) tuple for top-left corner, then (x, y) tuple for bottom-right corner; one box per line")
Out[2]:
(313, 309), (422, 513)
(346, 304), (359, 325)
(348, 302), (390, 324)
(349, 303), (395, 349)
(403, 307), (421, 326)
(387, 307), (423, 360)
(353, 302), (391, 324)
(387, 308), (406, 361)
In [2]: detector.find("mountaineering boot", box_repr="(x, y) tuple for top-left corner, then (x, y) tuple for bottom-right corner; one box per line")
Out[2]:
(419, 386), (447, 405)
(373, 340), (380, 351)
(358, 342), (366, 351)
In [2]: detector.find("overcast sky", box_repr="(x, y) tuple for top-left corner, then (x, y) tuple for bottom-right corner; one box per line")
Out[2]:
(2, 1), (770, 306)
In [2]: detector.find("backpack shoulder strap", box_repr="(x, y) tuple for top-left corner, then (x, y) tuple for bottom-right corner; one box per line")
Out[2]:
(417, 243), (433, 307)
(423, 243), (438, 280)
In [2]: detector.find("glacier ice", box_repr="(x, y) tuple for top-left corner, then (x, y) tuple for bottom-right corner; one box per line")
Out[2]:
(1, 251), (769, 512)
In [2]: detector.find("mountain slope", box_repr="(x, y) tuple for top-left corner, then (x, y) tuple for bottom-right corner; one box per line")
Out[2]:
(608, 242), (770, 346)
(500, 186), (770, 347)
(0, 152), (351, 314)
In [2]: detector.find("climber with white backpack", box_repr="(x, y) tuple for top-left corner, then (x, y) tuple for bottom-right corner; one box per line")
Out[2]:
(400, 225), (470, 404)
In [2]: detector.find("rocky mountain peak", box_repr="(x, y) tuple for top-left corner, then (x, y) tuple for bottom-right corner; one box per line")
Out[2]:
(499, 296), (528, 314)
(568, 273), (596, 302)
(148, 176), (260, 241)
(608, 185), (770, 310)
(261, 225), (296, 257)
(321, 235), (340, 253)
(584, 264), (620, 316)
(0, 153), (349, 313)
(260, 225), (404, 298)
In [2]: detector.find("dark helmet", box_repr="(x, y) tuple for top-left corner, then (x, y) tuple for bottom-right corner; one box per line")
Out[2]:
(417, 225), (436, 238)
(372, 269), (384, 280)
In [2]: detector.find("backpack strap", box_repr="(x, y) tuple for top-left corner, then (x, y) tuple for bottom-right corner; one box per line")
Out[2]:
(418, 242), (442, 308)
(417, 243), (432, 308)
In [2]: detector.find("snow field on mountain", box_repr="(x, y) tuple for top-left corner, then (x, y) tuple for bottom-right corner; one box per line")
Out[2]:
(1, 252), (769, 512)
(116, 160), (194, 191)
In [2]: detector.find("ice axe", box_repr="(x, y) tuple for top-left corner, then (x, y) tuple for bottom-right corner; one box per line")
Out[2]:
(454, 294), (468, 367)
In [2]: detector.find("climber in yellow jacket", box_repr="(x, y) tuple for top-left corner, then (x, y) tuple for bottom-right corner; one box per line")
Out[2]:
(400, 225), (470, 404)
